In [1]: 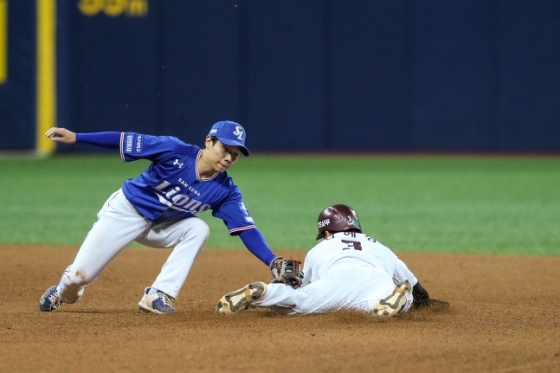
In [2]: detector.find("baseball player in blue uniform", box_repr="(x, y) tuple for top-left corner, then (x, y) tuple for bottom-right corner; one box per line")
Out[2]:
(39, 120), (297, 315)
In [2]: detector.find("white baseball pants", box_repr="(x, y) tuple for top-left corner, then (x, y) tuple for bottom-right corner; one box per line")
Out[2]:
(56, 189), (209, 303)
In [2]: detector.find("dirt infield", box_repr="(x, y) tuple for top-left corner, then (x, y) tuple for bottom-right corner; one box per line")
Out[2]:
(1, 245), (558, 373)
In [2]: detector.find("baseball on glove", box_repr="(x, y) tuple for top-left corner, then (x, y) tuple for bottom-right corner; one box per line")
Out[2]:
(269, 256), (304, 289)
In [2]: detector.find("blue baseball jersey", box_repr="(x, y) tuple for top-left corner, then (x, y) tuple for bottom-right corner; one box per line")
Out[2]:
(119, 132), (255, 235)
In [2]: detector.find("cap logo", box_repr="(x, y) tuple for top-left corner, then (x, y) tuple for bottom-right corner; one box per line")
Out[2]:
(346, 216), (354, 226)
(210, 129), (218, 134)
(233, 126), (244, 141)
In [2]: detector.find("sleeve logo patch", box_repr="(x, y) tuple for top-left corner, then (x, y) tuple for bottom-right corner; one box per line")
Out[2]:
(125, 134), (134, 153)
(135, 135), (143, 153)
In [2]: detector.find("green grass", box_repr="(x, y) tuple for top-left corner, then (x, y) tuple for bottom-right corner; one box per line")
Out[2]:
(1, 154), (559, 256)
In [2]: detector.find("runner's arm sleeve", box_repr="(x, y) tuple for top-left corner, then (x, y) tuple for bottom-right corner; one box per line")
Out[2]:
(301, 258), (313, 287)
(76, 132), (121, 148)
(239, 228), (277, 266)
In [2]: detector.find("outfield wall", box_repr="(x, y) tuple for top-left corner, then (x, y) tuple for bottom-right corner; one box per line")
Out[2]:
(1, 1), (559, 152)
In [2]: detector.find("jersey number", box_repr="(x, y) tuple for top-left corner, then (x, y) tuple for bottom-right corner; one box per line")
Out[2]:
(341, 239), (362, 251)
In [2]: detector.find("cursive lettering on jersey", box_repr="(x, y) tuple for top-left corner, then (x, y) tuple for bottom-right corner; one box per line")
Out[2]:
(153, 181), (209, 214)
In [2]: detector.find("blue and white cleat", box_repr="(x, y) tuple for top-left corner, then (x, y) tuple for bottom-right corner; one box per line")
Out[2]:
(138, 287), (176, 315)
(39, 285), (62, 312)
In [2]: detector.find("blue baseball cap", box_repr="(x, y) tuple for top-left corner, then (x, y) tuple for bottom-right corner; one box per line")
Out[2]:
(208, 120), (250, 156)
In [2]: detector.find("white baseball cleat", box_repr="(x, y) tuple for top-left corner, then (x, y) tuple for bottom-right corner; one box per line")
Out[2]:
(215, 282), (267, 315)
(138, 287), (176, 315)
(372, 280), (412, 317)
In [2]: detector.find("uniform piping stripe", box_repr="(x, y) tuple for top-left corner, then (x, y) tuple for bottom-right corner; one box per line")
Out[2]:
(229, 225), (256, 234)
(119, 132), (126, 162)
(195, 150), (219, 181)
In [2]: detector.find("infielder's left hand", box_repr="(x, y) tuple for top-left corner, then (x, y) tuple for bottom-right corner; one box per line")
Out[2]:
(45, 127), (77, 144)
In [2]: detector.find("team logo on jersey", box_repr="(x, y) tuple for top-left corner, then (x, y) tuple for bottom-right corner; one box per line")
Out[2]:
(173, 159), (183, 168)
(153, 181), (210, 214)
(233, 126), (244, 141)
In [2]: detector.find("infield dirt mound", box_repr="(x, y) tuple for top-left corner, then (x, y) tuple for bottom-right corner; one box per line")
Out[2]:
(1, 245), (558, 373)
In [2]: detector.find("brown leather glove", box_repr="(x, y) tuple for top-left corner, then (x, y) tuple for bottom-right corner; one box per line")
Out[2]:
(269, 257), (304, 289)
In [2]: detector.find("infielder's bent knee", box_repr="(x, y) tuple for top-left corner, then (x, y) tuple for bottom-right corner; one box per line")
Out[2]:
(182, 218), (210, 245)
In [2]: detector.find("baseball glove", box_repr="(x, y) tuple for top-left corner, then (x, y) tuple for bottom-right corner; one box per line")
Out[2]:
(269, 256), (304, 289)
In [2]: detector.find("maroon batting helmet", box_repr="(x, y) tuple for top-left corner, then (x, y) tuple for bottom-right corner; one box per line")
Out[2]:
(316, 204), (362, 240)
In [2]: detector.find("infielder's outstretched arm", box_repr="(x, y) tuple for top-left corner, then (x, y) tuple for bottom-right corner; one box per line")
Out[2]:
(45, 127), (121, 149)
(238, 228), (277, 265)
